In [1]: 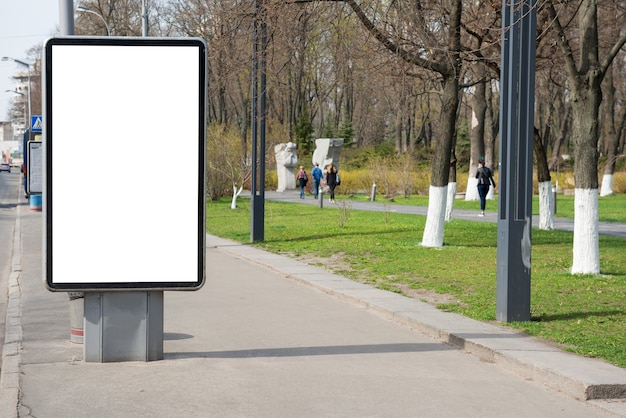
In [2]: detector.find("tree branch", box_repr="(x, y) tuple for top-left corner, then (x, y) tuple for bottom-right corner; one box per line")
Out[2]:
(291, 0), (447, 75)
(544, 0), (579, 84)
(600, 31), (626, 80)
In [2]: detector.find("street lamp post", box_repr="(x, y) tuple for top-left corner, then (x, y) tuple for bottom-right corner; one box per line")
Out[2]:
(142, 0), (148, 36)
(1, 57), (32, 132)
(76, 5), (112, 36)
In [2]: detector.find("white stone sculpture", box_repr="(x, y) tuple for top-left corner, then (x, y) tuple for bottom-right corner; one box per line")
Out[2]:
(312, 138), (344, 171)
(275, 142), (298, 192)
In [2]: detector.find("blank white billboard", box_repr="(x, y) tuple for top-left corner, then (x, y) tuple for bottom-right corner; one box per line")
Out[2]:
(44, 37), (206, 291)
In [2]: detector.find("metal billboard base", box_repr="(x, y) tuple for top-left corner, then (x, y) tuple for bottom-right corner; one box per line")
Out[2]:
(84, 291), (164, 362)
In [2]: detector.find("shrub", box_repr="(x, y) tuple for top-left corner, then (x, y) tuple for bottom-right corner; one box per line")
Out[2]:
(611, 172), (626, 193)
(206, 124), (250, 200)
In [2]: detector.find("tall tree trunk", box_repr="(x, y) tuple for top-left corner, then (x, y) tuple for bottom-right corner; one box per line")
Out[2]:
(533, 127), (554, 229)
(395, 109), (403, 153)
(421, 0), (462, 245)
(618, 107), (626, 154)
(485, 80), (497, 172)
(571, 89), (601, 273)
(445, 151), (458, 222)
(600, 66), (618, 197)
(422, 73), (461, 246)
(546, 0), (626, 274)
(549, 106), (571, 171)
(465, 74), (487, 202)
(405, 113), (413, 153)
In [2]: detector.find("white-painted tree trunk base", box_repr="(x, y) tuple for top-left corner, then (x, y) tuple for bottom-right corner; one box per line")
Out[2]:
(571, 188), (600, 274)
(230, 185), (243, 209)
(422, 185), (447, 247)
(487, 185), (494, 200)
(600, 173), (614, 197)
(465, 177), (479, 201)
(445, 182), (456, 222)
(538, 181), (554, 230)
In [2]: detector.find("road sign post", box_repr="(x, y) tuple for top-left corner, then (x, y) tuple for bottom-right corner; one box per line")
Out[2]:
(31, 115), (43, 133)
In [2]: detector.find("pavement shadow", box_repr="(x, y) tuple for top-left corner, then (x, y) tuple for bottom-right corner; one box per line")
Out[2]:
(164, 342), (453, 359)
(532, 309), (625, 322)
(261, 228), (416, 245)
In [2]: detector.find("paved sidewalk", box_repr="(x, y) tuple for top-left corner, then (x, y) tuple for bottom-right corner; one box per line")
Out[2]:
(2, 192), (626, 417)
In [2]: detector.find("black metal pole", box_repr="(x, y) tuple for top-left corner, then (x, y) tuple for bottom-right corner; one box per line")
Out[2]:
(250, 0), (265, 242)
(258, 7), (267, 233)
(496, 0), (537, 322)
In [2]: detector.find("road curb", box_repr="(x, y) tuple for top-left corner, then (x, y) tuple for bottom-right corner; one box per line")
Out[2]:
(1, 203), (23, 418)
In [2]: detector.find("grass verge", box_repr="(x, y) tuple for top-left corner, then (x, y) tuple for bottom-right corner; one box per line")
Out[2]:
(207, 197), (626, 369)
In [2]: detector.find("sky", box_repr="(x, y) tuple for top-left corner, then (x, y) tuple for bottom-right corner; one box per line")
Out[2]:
(0, 0), (60, 122)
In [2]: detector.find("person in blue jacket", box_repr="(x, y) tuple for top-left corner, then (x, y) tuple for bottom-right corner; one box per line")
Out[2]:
(311, 162), (323, 199)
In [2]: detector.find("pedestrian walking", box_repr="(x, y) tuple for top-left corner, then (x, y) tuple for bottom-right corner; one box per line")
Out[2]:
(476, 158), (496, 216)
(296, 165), (308, 199)
(311, 162), (323, 199)
(325, 163), (339, 203)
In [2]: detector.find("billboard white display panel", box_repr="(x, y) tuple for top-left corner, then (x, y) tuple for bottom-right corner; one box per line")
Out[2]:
(44, 37), (206, 291)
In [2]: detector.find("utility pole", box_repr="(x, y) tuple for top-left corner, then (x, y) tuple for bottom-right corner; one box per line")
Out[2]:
(59, 0), (75, 36)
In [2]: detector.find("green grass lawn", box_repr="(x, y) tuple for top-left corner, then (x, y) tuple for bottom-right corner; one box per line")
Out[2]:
(207, 197), (626, 369)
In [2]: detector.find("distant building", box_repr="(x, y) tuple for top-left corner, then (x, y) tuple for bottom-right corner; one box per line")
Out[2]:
(1, 121), (20, 164)
(5, 72), (30, 141)
(0, 121), (14, 142)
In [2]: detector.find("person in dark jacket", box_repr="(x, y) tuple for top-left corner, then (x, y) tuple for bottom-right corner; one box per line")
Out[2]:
(325, 163), (338, 203)
(475, 158), (496, 216)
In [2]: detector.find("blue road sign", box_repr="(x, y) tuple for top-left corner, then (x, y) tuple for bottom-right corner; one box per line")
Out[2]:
(31, 115), (43, 133)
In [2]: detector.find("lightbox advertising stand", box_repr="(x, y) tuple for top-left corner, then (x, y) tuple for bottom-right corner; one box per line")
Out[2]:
(43, 37), (207, 362)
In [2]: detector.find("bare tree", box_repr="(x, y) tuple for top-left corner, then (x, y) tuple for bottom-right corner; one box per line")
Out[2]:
(311, 0), (463, 246)
(206, 124), (252, 206)
(545, 0), (626, 274)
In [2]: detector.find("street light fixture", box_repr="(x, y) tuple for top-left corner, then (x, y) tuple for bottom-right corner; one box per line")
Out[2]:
(2, 57), (32, 133)
(76, 5), (112, 36)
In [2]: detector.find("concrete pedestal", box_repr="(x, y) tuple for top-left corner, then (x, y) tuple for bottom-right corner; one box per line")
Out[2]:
(84, 291), (164, 362)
